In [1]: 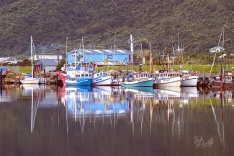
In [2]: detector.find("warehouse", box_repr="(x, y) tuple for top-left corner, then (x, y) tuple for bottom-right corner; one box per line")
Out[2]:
(66, 49), (132, 66)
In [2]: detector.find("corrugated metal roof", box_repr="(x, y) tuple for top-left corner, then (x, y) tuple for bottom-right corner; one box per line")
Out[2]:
(38, 59), (58, 66)
(69, 49), (132, 54)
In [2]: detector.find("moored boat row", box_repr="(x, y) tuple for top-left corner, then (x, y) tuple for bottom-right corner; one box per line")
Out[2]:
(57, 68), (200, 87)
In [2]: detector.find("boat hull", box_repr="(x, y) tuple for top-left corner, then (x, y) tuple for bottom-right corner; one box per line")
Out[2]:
(181, 76), (199, 87)
(58, 71), (93, 86)
(20, 78), (40, 84)
(92, 76), (112, 86)
(58, 72), (66, 85)
(120, 78), (154, 87)
(66, 78), (92, 86)
(154, 77), (181, 87)
(211, 81), (234, 89)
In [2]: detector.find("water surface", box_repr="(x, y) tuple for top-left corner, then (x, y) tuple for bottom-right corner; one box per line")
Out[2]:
(0, 85), (233, 156)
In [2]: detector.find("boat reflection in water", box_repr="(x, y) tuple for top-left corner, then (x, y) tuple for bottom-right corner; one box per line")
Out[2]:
(61, 86), (200, 132)
(61, 86), (130, 127)
(154, 87), (199, 105)
(147, 87), (199, 138)
(20, 84), (59, 132)
(11, 85), (230, 155)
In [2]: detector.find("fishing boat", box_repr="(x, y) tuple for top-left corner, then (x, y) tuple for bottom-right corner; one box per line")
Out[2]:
(92, 71), (112, 86)
(210, 71), (234, 89)
(20, 36), (40, 84)
(120, 72), (154, 87)
(153, 70), (181, 87)
(209, 27), (234, 89)
(58, 37), (93, 86)
(59, 66), (93, 86)
(180, 70), (199, 87)
(120, 34), (154, 87)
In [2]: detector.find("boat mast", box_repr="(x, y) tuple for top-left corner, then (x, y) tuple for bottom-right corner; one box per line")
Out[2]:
(75, 45), (77, 71)
(210, 27), (225, 75)
(65, 37), (68, 69)
(177, 33), (180, 54)
(130, 34), (134, 71)
(222, 27), (225, 71)
(221, 27), (225, 87)
(114, 35), (116, 70)
(149, 42), (152, 73)
(81, 36), (86, 67)
(30, 35), (34, 78)
(171, 35), (175, 57)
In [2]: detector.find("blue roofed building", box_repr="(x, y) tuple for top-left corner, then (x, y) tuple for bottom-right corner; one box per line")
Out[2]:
(66, 49), (132, 66)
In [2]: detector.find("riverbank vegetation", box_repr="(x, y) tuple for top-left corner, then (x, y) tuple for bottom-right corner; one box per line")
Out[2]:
(0, 0), (233, 57)
(3, 52), (234, 75)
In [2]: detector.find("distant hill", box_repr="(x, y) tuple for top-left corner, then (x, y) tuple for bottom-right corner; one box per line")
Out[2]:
(0, 0), (233, 57)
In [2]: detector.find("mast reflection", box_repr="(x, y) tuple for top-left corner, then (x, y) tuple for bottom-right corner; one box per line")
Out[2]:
(61, 86), (131, 133)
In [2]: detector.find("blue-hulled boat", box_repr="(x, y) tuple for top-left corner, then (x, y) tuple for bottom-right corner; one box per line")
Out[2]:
(58, 67), (93, 86)
(120, 72), (154, 87)
(66, 69), (92, 86)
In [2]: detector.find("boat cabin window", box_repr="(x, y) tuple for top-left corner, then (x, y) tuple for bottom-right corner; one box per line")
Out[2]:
(81, 74), (84, 77)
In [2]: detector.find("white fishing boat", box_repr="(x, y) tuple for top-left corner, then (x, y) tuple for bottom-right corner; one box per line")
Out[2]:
(20, 77), (40, 84)
(92, 71), (112, 86)
(153, 70), (181, 87)
(20, 36), (40, 84)
(180, 70), (199, 87)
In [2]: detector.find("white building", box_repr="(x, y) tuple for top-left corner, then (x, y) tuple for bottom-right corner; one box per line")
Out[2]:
(34, 54), (63, 61)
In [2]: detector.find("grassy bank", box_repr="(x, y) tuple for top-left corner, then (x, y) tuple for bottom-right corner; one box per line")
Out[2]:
(19, 66), (32, 73)
(7, 64), (234, 75)
(97, 64), (234, 74)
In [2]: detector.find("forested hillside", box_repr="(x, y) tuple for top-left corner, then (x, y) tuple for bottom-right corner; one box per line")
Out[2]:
(0, 0), (233, 57)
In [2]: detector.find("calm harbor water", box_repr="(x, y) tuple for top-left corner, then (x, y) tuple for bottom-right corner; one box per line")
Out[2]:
(0, 85), (234, 156)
